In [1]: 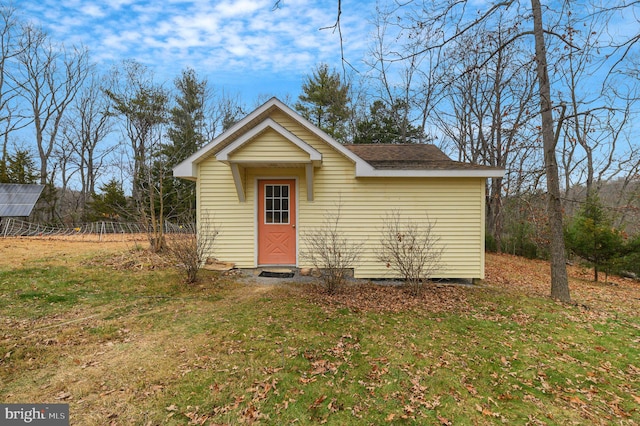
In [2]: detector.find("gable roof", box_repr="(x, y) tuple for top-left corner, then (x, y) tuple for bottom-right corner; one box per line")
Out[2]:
(173, 97), (365, 180)
(173, 97), (504, 179)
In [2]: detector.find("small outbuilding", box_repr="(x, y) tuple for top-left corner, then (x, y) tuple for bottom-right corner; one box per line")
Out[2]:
(173, 98), (504, 280)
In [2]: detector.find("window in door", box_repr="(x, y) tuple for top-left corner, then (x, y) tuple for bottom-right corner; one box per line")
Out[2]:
(264, 184), (290, 224)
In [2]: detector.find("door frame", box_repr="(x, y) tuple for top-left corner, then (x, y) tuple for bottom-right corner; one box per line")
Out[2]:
(255, 176), (298, 266)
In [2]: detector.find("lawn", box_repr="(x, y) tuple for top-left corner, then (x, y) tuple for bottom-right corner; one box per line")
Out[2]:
(1, 237), (638, 425)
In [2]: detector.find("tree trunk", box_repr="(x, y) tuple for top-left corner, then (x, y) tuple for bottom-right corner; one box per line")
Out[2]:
(531, 0), (570, 302)
(488, 176), (504, 252)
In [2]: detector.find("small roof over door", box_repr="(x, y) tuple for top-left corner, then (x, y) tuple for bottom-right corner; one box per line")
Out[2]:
(215, 118), (322, 202)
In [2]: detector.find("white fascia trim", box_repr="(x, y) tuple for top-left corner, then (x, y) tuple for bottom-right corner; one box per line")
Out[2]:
(172, 98), (283, 179)
(216, 118), (322, 162)
(268, 99), (376, 172)
(355, 168), (506, 178)
(172, 161), (197, 179)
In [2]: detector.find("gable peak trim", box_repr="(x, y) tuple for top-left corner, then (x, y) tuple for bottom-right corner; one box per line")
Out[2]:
(216, 117), (322, 162)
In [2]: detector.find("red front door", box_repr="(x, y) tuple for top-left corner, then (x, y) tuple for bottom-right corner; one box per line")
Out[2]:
(258, 179), (296, 265)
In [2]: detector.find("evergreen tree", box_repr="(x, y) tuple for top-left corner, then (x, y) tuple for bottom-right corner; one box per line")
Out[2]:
(0, 161), (8, 183)
(616, 234), (640, 278)
(166, 68), (206, 163)
(295, 64), (351, 142)
(354, 100), (426, 144)
(565, 194), (624, 282)
(88, 179), (129, 221)
(163, 68), (207, 221)
(2, 150), (38, 184)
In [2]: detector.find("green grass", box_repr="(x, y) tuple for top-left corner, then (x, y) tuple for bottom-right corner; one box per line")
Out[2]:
(0, 246), (638, 425)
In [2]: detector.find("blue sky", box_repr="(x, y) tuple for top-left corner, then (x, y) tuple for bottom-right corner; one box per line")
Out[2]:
(20, 0), (375, 103)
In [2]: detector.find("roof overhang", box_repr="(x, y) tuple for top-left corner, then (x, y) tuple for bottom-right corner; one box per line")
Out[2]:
(215, 118), (323, 202)
(354, 166), (505, 178)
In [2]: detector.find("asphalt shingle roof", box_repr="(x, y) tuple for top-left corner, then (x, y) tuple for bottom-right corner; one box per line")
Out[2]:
(344, 144), (501, 172)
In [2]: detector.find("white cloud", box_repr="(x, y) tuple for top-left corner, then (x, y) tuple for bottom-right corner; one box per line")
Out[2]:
(81, 4), (106, 18)
(18, 0), (376, 98)
(214, 0), (269, 17)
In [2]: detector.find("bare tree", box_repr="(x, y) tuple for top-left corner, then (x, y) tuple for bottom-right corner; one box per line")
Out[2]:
(362, 0), (574, 301)
(526, 0), (572, 301)
(14, 24), (90, 186)
(105, 60), (166, 206)
(0, 4), (29, 176)
(51, 133), (79, 222)
(105, 60), (168, 251)
(434, 17), (539, 251)
(378, 211), (443, 296)
(60, 71), (115, 219)
(202, 89), (245, 141)
(556, 10), (638, 205)
(364, 2), (445, 142)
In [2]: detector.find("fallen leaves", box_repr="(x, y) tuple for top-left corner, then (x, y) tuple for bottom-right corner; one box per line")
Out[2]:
(309, 394), (327, 410)
(3, 241), (639, 425)
(485, 253), (640, 316)
(475, 402), (501, 418)
(305, 281), (472, 314)
(309, 359), (340, 376)
(82, 248), (174, 271)
(55, 391), (72, 400)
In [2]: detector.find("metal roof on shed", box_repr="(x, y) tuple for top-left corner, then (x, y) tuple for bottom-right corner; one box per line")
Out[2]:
(0, 183), (45, 217)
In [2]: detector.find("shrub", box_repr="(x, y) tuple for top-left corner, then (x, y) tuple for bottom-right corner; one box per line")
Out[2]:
(168, 213), (220, 284)
(565, 195), (624, 282)
(300, 206), (364, 294)
(485, 233), (498, 253)
(378, 211), (444, 296)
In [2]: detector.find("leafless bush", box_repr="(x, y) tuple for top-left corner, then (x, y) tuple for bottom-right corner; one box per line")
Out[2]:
(300, 206), (365, 294)
(378, 210), (444, 296)
(168, 212), (220, 284)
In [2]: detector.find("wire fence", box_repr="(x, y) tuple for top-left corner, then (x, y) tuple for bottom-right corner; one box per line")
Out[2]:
(0, 218), (195, 240)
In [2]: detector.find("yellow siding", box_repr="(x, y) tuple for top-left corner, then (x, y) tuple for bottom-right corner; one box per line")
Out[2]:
(227, 129), (310, 163)
(197, 159), (256, 267)
(198, 109), (487, 279)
